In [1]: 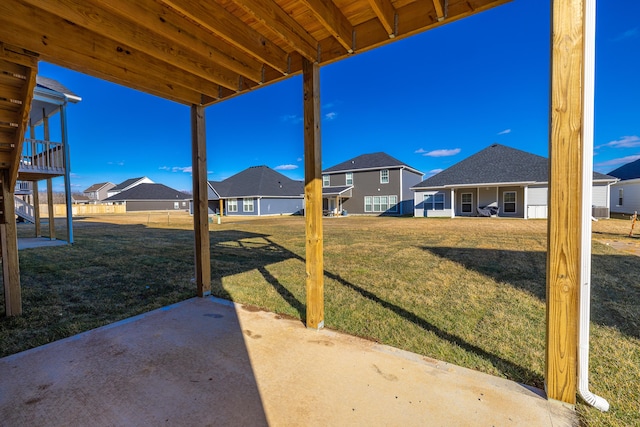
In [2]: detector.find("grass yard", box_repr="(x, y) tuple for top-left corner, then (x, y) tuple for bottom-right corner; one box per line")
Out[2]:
(1, 212), (639, 426)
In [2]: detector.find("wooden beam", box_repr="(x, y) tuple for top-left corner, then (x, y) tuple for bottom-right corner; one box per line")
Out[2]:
(299, 0), (354, 53)
(33, 180), (40, 237)
(546, 0), (584, 405)
(23, 0), (248, 92)
(302, 58), (323, 329)
(162, 0), (290, 74)
(191, 105), (211, 297)
(97, 0), (265, 83)
(431, 0), (446, 21)
(1, 169), (21, 316)
(0, 2), (213, 104)
(231, 0), (319, 61)
(367, 0), (396, 37)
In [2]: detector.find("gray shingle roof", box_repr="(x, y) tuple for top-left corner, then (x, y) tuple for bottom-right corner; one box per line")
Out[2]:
(413, 144), (615, 188)
(209, 166), (303, 198)
(111, 177), (148, 192)
(322, 185), (353, 196)
(608, 159), (640, 180)
(36, 76), (80, 100)
(83, 182), (115, 192)
(323, 152), (422, 174)
(103, 183), (190, 201)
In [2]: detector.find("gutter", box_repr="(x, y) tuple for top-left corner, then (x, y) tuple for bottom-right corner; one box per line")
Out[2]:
(579, 0), (609, 411)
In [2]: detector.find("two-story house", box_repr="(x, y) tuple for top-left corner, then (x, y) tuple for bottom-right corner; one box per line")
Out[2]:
(322, 152), (423, 216)
(83, 182), (115, 204)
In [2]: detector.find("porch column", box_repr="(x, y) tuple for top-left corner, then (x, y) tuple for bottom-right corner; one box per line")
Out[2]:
(524, 186), (528, 220)
(1, 170), (21, 316)
(30, 123), (41, 237)
(191, 104), (211, 297)
(546, 0), (585, 405)
(450, 188), (455, 218)
(60, 103), (73, 243)
(44, 114), (55, 240)
(303, 58), (324, 329)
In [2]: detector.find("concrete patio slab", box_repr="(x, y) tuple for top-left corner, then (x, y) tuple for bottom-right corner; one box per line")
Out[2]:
(0, 297), (578, 426)
(17, 237), (68, 250)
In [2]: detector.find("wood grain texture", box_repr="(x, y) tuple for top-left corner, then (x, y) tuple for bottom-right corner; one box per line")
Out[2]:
(191, 105), (211, 297)
(546, 0), (584, 405)
(303, 58), (324, 329)
(1, 170), (21, 316)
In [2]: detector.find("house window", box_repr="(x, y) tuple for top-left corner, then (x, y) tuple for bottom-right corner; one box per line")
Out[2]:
(503, 191), (516, 213)
(618, 188), (624, 206)
(380, 169), (389, 184)
(364, 195), (398, 212)
(345, 172), (353, 185)
(228, 199), (238, 212)
(322, 175), (330, 187)
(243, 198), (254, 212)
(174, 202), (179, 210)
(461, 193), (473, 213)
(425, 193), (445, 210)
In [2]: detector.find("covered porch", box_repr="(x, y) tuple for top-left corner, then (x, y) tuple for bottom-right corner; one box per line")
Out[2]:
(322, 185), (352, 216)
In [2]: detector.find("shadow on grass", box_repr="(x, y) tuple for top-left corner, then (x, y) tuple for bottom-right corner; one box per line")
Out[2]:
(422, 246), (640, 340)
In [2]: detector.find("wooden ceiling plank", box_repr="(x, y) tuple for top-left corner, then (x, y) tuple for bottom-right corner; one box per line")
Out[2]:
(22, 0), (244, 92)
(161, 0), (289, 74)
(298, 0), (354, 53)
(367, 0), (396, 37)
(230, 0), (318, 61)
(431, 0), (446, 21)
(98, 0), (264, 84)
(0, 5), (208, 105)
(0, 44), (39, 69)
(9, 63), (37, 188)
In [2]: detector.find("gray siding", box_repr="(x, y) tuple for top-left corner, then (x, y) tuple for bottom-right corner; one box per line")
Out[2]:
(259, 198), (304, 215)
(400, 169), (423, 215)
(592, 183), (609, 208)
(414, 190), (452, 217)
(332, 168), (402, 215)
(126, 200), (189, 212)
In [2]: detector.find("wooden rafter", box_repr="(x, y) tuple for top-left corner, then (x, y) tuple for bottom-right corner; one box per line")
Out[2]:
(299, 0), (354, 54)
(22, 0), (249, 92)
(367, 0), (397, 37)
(230, 0), (319, 62)
(432, 0), (447, 21)
(162, 0), (290, 74)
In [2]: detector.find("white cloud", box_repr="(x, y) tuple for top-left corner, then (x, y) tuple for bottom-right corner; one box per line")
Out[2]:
(414, 148), (427, 154)
(324, 112), (337, 121)
(597, 135), (640, 149)
(281, 114), (302, 124)
(422, 148), (461, 157)
(613, 27), (639, 42)
(594, 154), (640, 168)
(160, 166), (192, 173)
(429, 169), (444, 175)
(498, 129), (511, 135)
(108, 161), (125, 166)
(297, 157), (303, 162)
(159, 166), (170, 171)
(275, 164), (298, 170)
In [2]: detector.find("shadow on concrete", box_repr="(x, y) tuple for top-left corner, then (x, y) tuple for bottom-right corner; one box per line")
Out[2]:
(422, 246), (640, 340)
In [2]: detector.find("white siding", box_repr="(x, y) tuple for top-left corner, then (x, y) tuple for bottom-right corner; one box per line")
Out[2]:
(528, 186), (547, 206)
(611, 180), (640, 214)
(413, 190), (451, 217)
(591, 183), (609, 207)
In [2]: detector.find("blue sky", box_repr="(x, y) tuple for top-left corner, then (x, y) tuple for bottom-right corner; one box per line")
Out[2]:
(38, 0), (640, 193)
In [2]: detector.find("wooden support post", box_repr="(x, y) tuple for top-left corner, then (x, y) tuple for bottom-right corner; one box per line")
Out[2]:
(60, 104), (74, 244)
(191, 104), (211, 297)
(303, 58), (324, 329)
(546, 0), (584, 405)
(219, 198), (223, 217)
(46, 178), (55, 240)
(33, 180), (40, 237)
(2, 170), (22, 316)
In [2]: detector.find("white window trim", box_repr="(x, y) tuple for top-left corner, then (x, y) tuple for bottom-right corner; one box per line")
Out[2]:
(243, 198), (254, 212)
(424, 193), (445, 210)
(228, 198), (238, 213)
(345, 172), (353, 185)
(380, 169), (389, 184)
(503, 191), (517, 214)
(461, 192), (473, 213)
(618, 188), (623, 206)
(323, 175), (330, 187)
(365, 195), (398, 213)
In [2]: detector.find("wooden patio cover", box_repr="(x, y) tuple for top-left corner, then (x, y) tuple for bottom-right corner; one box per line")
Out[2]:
(1, 0), (591, 406)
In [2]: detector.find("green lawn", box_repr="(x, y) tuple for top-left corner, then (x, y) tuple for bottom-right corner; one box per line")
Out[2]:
(1, 213), (638, 426)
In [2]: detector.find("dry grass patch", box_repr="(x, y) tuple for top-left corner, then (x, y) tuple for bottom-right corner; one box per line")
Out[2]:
(1, 213), (638, 426)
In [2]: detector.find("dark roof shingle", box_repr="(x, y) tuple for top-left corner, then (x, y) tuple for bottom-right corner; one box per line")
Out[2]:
(84, 182), (115, 192)
(323, 152), (421, 174)
(608, 158), (640, 180)
(209, 166), (303, 198)
(103, 183), (190, 201)
(111, 177), (148, 191)
(413, 144), (615, 188)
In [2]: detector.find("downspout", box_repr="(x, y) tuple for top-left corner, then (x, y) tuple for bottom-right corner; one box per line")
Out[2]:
(579, 0), (609, 411)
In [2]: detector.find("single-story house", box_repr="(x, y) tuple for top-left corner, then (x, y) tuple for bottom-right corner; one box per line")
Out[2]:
(208, 166), (304, 216)
(322, 152), (423, 215)
(103, 183), (190, 212)
(412, 144), (618, 219)
(608, 158), (640, 215)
